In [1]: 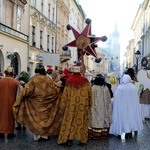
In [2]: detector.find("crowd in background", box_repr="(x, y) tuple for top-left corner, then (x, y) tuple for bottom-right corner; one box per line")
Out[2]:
(0, 65), (149, 147)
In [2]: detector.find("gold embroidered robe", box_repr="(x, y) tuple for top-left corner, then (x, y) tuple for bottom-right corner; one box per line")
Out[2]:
(58, 74), (92, 144)
(13, 75), (64, 136)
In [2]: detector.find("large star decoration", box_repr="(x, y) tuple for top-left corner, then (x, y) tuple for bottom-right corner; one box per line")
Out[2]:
(62, 18), (107, 63)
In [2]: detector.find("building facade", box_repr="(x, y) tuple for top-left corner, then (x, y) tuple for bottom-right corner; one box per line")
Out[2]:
(131, 0), (150, 72)
(28, 0), (57, 75)
(56, 0), (70, 69)
(0, 0), (28, 75)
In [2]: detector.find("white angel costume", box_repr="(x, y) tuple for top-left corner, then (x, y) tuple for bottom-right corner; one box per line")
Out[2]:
(109, 75), (143, 136)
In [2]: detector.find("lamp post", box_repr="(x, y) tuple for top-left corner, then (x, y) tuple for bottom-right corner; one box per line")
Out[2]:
(134, 50), (141, 73)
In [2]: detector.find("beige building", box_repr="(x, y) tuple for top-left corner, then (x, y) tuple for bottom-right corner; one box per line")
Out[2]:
(131, 0), (150, 71)
(28, 0), (57, 75)
(56, 0), (70, 69)
(57, 0), (85, 69)
(0, 0), (28, 75)
(0, 0), (102, 76)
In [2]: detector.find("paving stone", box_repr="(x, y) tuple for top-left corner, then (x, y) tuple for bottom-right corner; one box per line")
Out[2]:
(0, 120), (150, 150)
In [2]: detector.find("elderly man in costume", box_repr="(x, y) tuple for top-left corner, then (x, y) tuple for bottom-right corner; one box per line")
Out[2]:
(58, 64), (93, 146)
(0, 67), (20, 138)
(109, 74), (143, 139)
(13, 64), (64, 141)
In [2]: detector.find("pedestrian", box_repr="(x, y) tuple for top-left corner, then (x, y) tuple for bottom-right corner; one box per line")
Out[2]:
(51, 70), (62, 84)
(60, 68), (72, 91)
(126, 68), (144, 97)
(0, 67), (20, 138)
(88, 74), (112, 139)
(126, 68), (148, 121)
(51, 70), (63, 93)
(15, 76), (26, 130)
(58, 64), (93, 146)
(13, 64), (64, 141)
(97, 74), (114, 98)
(109, 74), (143, 139)
(46, 66), (53, 78)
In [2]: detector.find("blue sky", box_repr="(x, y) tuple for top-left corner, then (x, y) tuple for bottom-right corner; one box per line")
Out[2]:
(78, 0), (144, 57)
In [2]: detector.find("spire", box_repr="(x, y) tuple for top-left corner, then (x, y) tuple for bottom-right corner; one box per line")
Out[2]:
(112, 22), (119, 37)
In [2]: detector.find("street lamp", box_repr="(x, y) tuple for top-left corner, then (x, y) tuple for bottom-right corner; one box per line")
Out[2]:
(134, 50), (141, 73)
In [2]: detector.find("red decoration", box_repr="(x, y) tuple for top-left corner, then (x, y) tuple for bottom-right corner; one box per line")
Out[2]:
(64, 19), (107, 61)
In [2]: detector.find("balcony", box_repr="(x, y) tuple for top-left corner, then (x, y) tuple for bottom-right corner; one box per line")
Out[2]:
(0, 23), (28, 41)
(60, 49), (71, 63)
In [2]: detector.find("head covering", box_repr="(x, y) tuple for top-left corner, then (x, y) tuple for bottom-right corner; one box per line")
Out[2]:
(69, 64), (81, 73)
(4, 66), (15, 76)
(35, 64), (46, 75)
(63, 68), (72, 79)
(93, 74), (105, 86)
(47, 65), (53, 73)
(20, 71), (30, 83)
(121, 74), (132, 84)
(126, 68), (137, 81)
(127, 68), (135, 75)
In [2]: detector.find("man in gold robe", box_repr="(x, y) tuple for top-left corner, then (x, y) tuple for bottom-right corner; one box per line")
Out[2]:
(58, 64), (93, 146)
(13, 65), (64, 141)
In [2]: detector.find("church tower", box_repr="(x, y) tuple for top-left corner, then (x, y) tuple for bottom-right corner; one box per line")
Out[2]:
(109, 23), (120, 72)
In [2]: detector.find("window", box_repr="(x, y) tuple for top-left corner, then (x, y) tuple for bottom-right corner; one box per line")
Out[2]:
(17, 7), (23, 32)
(48, 3), (51, 19)
(41, 0), (43, 13)
(51, 37), (54, 53)
(40, 30), (43, 49)
(47, 35), (49, 52)
(32, 26), (35, 46)
(6, 1), (13, 27)
(52, 7), (55, 22)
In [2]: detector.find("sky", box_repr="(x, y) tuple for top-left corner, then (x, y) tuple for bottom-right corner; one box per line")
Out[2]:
(78, 0), (144, 58)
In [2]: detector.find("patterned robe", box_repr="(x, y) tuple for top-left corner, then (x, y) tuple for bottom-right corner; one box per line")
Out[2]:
(88, 85), (112, 139)
(0, 77), (19, 134)
(58, 73), (92, 144)
(13, 75), (64, 136)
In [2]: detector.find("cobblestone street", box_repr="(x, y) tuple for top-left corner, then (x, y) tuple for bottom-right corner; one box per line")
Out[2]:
(0, 120), (150, 150)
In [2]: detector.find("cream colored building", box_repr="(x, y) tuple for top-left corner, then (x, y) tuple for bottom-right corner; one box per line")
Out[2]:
(28, 0), (57, 75)
(0, 0), (28, 75)
(56, 0), (70, 69)
(57, 0), (85, 69)
(131, 0), (150, 71)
